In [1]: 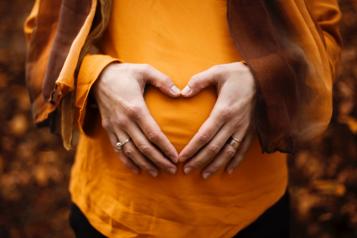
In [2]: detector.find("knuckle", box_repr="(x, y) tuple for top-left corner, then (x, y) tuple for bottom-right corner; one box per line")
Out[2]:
(115, 116), (129, 128)
(138, 144), (152, 154)
(219, 108), (233, 121)
(225, 147), (236, 157)
(207, 144), (220, 154)
(125, 104), (143, 119)
(198, 133), (210, 144)
(146, 130), (160, 141)
(123, 147), (134, 157)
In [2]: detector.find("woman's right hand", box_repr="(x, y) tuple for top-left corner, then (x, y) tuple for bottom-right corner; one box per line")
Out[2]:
(93, 63), (180, 177)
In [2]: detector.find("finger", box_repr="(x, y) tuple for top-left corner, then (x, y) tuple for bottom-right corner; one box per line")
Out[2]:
(114, 128), (159, 177)
(203, 124), (249, 179)
(226, 131), (254, 174)
(179, 109), (225, 162)
(126, 123), (177, 174)
(107, 130), (139, 174)
(183, 123), (233, 174)
(201, 129), (244, 179)
(135, 105), (179, 163)
(121, 140), (159, 177)
(143, 64), (180, 97)
(181, 66), (220, 97)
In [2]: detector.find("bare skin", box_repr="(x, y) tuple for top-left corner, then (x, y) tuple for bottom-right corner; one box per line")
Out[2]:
(93, 63), (180, 177)
(94, 61), (255, 179)
(179, 62), (256, 179)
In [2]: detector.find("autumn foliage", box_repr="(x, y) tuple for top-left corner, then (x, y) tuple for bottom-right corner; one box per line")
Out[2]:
(0, 1), (356, 237)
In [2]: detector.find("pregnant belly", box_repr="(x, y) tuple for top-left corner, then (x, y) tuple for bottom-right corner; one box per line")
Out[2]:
(144, 85), (217, 152)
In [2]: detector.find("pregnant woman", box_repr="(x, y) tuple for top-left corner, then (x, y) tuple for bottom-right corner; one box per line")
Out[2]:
(24, 0), (341, 237)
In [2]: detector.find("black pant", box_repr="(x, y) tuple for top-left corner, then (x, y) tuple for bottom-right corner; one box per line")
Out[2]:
(69, 192), (290, 238)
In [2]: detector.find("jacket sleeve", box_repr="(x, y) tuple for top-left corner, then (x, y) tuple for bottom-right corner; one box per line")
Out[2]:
(255, 0), (342, 153)
(269, 0), (342, 153)
(24, 0), (109, 149)
(24, 0), (97, 124)
(24, 0), (61, 125)
(227, 0), (342, 153)
(306, 0), (342, 78)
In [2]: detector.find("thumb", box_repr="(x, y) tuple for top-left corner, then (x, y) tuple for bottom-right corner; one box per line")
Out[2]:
(144, 65), (180, 97)
(181, 67), (217, 97)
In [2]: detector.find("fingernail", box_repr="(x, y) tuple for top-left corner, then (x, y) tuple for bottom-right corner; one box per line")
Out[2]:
(178, 154), (187, 162)
(170, 85), (180, 95)
(171, 154), (179, 163)
(184, 167), (192, 175)
(202, 172), (210, 179)
(150, 170), (158, 177)
(169, 167), (177, 175)
(177, 157), (184, 163)
(181, 86), (192, 96)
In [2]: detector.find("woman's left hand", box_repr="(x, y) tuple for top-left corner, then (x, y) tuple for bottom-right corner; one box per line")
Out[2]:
(178, 62), (256, 179)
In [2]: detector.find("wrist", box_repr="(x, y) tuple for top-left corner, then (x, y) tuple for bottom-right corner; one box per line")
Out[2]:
(93, 61), (121, 96)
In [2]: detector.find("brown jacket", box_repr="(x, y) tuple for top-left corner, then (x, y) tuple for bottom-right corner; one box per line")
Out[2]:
(24, 0), (342, 153)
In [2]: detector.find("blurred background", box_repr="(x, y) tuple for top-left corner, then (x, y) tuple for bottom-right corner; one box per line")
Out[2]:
(0, 1), (356, 237)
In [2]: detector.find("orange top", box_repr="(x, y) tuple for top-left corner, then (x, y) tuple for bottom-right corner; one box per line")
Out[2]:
(71, 0), (288, 237)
